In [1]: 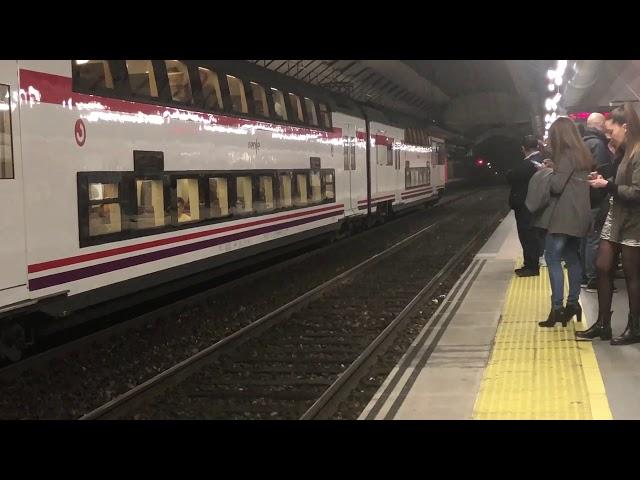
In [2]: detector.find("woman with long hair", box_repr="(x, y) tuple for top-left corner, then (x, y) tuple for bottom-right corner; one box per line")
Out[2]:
(535, 117), (593, 327)
(577, 103), (640, 344)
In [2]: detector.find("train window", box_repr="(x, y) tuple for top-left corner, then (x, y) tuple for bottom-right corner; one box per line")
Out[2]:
(387, 145), (393, 166)
(89, 204), (122, 237)
(209, 177), (229, 218)
(288, 93), (304, 123)
(437, 144), (447, 165)
(233, 176), (253, 215)
(405, 167), (430, 189)
(249, 82), (269, 117)
(310, 171), (322, 203)
(293, 173), (309, 207)
(271, 88), (288, 121)
(73, 60), (114, 92)
(165, 60), (193, 104)
(304, 98), (318, 126)
(323, 172), (335, 200)
(376, 145), (386, 166)
(126, 60), (159, 98)
(130, 179), (166, 229)
(199, 67), (224, 110)
(176, 178), (200, 223)
(254, 175), (274, 213)
(277, 173), (292, 208)
(318, 103), (332, 128)
(89, 182), (118, 201)
(227, 75), (248, 114)
(88, 183), (121, 237)
(0, 85), (13, 179)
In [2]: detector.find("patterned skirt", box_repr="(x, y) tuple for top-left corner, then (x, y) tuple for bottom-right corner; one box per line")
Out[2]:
(600, 196), (640, 247)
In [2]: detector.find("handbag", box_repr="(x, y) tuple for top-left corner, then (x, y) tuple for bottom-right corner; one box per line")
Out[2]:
(525, 169), (552, 214)
(547, 168), (575, 223)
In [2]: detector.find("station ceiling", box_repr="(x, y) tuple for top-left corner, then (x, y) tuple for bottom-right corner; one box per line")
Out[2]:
(560, 60), (638, 114)
(248, 60), (555, 145)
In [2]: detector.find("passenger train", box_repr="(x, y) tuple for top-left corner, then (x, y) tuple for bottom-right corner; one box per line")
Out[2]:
(0, 60), (448, 356)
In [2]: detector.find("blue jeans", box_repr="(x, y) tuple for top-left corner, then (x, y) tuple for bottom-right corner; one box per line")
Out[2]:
(545, 233), (583, 309)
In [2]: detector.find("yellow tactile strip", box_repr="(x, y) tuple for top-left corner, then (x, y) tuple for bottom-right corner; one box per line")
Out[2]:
(473, 263), (613, 420)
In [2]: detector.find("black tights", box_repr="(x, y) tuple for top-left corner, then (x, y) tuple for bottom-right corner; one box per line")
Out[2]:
(596, 240), (640, 316)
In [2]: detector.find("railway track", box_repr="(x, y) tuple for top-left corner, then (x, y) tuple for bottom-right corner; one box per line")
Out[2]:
(80, 206), (505, 420)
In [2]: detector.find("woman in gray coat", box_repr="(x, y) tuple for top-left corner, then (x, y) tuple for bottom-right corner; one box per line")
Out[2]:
(578, 103), (640, 344)
(536, 117), (593, 328)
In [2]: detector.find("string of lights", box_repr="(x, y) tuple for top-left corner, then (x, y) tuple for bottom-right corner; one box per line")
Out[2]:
(542, 60), (575, 140)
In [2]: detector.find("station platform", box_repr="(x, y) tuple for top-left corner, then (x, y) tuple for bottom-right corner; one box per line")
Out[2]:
(360, 211), (640, 420)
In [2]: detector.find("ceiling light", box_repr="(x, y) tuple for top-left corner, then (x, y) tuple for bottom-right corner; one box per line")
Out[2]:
(545, 98), (554, 111)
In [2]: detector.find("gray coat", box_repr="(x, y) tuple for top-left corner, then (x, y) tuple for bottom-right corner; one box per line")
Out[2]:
(532, 157), (591, 238)
(606, 151), (640, 242)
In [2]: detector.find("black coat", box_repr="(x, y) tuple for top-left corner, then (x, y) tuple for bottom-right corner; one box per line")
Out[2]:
(583, 127), (613, 208)
(507, 152), (542, 210)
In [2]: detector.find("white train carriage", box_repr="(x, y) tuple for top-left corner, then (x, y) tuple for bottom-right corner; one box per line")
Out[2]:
(0, 59), (446, 340)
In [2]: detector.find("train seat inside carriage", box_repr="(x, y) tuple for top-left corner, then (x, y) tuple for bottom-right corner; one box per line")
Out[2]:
(177, 197), (191, 223)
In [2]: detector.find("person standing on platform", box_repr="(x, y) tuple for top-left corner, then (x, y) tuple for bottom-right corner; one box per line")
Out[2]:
(507, 135), (544, 277)
(580, 113), (614, 291)
(578, 103), (640, 344)
(535, 117), (592, 328)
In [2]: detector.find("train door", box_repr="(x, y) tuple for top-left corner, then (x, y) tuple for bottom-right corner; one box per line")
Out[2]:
(0, 62), (28, 307)
(342, 123), (356, 211)
(432, 140), (446, 188)
(394, 146), (402, 196)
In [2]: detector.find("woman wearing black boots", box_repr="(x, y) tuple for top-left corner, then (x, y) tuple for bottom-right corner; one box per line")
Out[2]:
(534, 117), (593, 328)
(577, 103), (640, 345)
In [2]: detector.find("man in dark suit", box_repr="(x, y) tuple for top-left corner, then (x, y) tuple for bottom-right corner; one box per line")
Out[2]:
(507, 135), (543, 277)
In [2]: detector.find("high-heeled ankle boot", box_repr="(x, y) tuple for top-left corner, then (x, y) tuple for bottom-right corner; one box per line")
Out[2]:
(564, 302), (583, 323)
(575, 311), (612, 340)
(611, 313), (640, 345)
(539, 307), (566, 327)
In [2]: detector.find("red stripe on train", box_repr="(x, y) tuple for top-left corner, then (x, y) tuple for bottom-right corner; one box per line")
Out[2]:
(357, 194), (395, 205)
(402, 191), (434, 200)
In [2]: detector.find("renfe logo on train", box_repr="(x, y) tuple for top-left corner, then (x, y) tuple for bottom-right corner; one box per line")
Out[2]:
(74, 119), (86, 147)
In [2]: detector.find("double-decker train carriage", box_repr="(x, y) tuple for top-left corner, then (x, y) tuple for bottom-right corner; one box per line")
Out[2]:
(0, 60), (447, 353)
